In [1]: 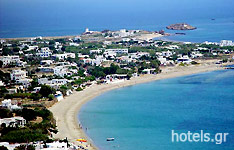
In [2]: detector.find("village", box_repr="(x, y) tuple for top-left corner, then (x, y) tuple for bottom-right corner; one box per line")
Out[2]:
(0, 28), (234, 149)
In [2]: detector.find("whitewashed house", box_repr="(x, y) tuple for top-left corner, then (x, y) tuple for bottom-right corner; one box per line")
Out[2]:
(0, 55), (20, 66)
(142, 69), (156, 74)
(90, 49), (103, 54)
(162, 50), (173, 57)
(0, 117), (26, 127)
(54, 66), (73, 77)
(15, 78), (31, 88)
(36, 47), (52, 57)
(52, 53), (76, 60)
(105, 49), (128, 54)
(177, 55), (192, 64)
(10, 70), (27, 81)
(40, 60), (54, 65)
(1, 99), (21, 110)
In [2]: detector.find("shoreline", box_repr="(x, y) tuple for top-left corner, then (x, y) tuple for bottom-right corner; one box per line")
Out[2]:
(0, 32), (165, 41)
(49, 61), (231, 150)
(0, 35), (79, 40)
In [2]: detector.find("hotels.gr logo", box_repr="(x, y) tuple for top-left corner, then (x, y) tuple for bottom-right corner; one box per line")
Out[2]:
(171, 130), (229, 144)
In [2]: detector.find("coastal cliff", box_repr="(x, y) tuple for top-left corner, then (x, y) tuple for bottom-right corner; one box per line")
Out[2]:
(166, 23), (197, 30)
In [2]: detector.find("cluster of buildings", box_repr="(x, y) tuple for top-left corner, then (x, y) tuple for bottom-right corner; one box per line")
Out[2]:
(0, 141), (86, 150)
(203, 40), (234, 47)
(0, 31), (234, 150)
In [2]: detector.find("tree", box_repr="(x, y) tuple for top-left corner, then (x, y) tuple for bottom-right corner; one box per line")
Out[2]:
(30, 93), (42, 101)
(0, 129), (48, 143)
(0, 108), (12, 118)
(0, 87), (8, 97)
(60, 85), (68, 96)
(21, 108), (37, 121)
(0, 146), (8, 150)
(14, 145), (35, 150)
(39, 85), (55, 98)
(0, 60), (3, 68)
(2, 47), (13, 56)
(13, 47), (20, 53)
(48, 94), (54, 101)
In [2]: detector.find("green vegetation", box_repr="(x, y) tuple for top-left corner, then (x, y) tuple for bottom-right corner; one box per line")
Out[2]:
(14, 145), (35, 150)
(88, 63), (131, 78)
(0, 108), (57, 143)
(0, 145), (8, 150)
(75, 87), (83, 91)
(39, 85), (56, 98)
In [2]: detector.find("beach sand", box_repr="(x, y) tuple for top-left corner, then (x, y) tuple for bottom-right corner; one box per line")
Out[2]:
(49, 60), (230, 150)
(135, 33), (164, 41)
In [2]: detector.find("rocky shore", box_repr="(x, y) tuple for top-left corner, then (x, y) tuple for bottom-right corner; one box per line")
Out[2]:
(166, 23), (197, 30)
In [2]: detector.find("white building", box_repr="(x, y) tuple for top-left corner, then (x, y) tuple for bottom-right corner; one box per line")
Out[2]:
(220, 40), (234, 47)
(40, 60), (54, 65)
(90, 49), (102, 54)
(103, 41), (112, 45)
(1, 99), (21, 110)
(69, 42), (80, 46)
(177, 55), (192, 64)
(142, 69), (156, 74)
(0, 117), (26, 127)
(26, 45), (38, 51)
(52, 53), (75, 60)
(157, 56), (167, 65)
(36, 47), (52, 57)
(0, 56), (20, 66)
(38, 78), (68, 86)
(0, 80), (5, 86)
(164, 45), (180, 50)
(54, 91), (64, 101)
(129, 52), (150, 59)
(77, 53), (89, 58)
(15, 78), (31, 88)
(54, 66), (73, 77)
(161, 50), (174, 57)
(105, 49), (128, 54)
(10, 70), (27, 81)
(191, 52), (203, 58)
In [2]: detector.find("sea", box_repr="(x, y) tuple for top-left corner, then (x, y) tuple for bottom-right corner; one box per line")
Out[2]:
(79, 69), (234, 150)
(0, 0), (234, 42)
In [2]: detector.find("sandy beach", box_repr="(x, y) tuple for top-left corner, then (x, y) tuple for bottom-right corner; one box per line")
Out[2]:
(135, 33), (164, 41)
(49, 60), (231, 150)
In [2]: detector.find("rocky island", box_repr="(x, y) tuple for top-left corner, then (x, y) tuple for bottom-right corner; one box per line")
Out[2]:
(166, 23), (197, 30)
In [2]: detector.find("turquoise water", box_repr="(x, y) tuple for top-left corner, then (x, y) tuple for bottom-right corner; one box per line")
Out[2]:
(79, 70), (234, 150)
(0, 0), (234, 42)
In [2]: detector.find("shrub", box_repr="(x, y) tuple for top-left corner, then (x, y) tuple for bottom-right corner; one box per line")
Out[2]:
(0, 108), (13, 118)
(191, 61), (199, 65)
(30, 93), (42, 101)
(76, 87), (83, 91)
(14, 145), (35, 150)
(0, 145), (8, 150)
(39, 85), (55, 98)
(0, 129), (48, 143)
(48, 94), (54, 101)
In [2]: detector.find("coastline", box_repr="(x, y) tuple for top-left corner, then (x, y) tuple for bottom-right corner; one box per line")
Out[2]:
(49, 60), (231, 150)
(0, 35), (78, 40)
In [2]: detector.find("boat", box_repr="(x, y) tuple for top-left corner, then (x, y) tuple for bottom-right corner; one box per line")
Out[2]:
(76, 139), (87, 142)
(106, 138), (115, 141)
(175, 33), (186, 35)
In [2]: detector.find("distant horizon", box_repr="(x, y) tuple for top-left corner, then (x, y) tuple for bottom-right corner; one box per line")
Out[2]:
(1, 0), (234, 41)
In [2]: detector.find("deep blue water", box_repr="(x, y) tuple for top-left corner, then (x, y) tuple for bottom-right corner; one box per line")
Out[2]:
(0, 0), (234, 42)
(79, 70), (234, 150)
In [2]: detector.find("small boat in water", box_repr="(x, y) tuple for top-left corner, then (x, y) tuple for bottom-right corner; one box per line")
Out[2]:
(106, 138), (115, 141)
